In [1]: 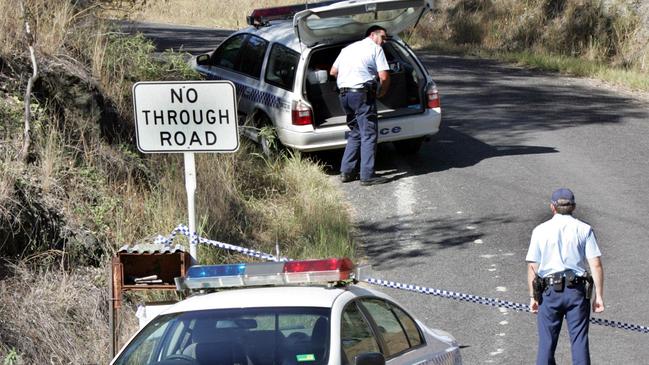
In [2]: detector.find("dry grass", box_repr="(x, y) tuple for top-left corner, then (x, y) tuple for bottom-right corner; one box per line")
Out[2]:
(0, 0), (78, 56)
(111, 147), (355, 262)
(0, 96), (22, 222)
(0, 262), (138, 365)
(0, 153), (18, 223)
(127, 0), (300, 29)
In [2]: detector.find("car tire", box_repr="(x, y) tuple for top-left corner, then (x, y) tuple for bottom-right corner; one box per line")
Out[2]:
(393, 137), (424, 154)
(255, 114), (283, 158)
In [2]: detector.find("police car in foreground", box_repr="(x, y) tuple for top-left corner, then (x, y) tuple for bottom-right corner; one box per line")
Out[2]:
(191, 0), (441, 154)
(110, 258), (462, 365)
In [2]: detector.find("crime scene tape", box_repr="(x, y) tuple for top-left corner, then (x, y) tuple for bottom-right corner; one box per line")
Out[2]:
(154, 224), (288, 262)
(156, 224), (649, 335)
(365, 277), (649, 334)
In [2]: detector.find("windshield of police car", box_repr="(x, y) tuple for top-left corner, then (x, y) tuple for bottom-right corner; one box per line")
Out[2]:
(113, 307), (331, 365)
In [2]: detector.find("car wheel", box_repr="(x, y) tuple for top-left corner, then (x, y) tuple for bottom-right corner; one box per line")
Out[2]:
(259, 129), (275, 157)
(256, 114), (284, 158)
(393, 137), (424, 154)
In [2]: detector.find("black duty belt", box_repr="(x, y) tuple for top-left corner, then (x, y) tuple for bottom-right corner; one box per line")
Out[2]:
(339, 87), (367, 93)
(543, 273), (588, 286)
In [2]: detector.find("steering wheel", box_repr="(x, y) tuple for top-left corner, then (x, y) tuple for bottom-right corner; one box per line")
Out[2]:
(155, 353), (199, 365)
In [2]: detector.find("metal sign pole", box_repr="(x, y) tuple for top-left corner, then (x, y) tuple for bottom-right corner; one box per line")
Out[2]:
(184, 152), (197, 264)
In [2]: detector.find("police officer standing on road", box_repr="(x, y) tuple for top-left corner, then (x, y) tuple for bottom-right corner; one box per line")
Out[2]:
(526, 188), (605, 365)
(330, 25), (390, 186)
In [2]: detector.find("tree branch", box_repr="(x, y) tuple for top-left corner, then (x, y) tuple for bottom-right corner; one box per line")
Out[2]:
(20, 1), (38, 163)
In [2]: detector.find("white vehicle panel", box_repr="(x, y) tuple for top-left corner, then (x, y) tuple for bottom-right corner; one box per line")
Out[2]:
(165, 286), (342, 314)
(294, 0), (432, 46)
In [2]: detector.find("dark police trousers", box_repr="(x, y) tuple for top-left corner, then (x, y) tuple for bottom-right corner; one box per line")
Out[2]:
(537, 282), (591, 365)
(339, 89), (377, 181)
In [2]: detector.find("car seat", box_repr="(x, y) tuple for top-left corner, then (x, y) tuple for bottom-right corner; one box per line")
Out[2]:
(282, 317), (329, 365)
(182, 321), (247, 365)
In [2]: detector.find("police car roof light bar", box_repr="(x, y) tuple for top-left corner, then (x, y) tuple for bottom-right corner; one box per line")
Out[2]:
(175, 258), (354, 291)
(247, 0), (342, 26)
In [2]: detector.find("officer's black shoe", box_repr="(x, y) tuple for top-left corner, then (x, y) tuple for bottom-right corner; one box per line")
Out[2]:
(340, 172), (358, 183)
(360, 175), (389, 186)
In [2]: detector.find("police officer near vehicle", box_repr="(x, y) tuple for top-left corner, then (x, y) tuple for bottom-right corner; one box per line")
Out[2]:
(330, 25), (390, 186)
(526, 188), (605, 365)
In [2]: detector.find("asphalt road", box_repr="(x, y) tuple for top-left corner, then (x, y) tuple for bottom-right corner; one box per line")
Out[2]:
(132, 23), (649, 364)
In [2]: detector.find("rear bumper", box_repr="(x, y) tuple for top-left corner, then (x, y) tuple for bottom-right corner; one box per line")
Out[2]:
(279, 108), (441, 152)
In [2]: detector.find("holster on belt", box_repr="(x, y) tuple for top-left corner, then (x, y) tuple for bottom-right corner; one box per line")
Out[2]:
(532, 275), (544, 302)
(584, 274), (594, 299)
(364, 80), (378, 98)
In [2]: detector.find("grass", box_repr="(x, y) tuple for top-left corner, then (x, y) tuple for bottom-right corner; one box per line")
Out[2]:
(418, 40), (649, 93)
(0, 262), (123, 365)
(125, 0), (300, 29)
(504, 50), (649, 91)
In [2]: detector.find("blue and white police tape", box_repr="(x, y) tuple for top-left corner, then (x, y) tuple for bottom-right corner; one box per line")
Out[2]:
(157, 224), (649, 335)
(365, 277), (649, 334)
(154, 224), (288, 262)
(365, 277), (530, 312)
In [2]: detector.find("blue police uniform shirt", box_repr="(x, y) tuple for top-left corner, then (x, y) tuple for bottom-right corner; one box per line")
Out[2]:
(526, 213), (601, 278)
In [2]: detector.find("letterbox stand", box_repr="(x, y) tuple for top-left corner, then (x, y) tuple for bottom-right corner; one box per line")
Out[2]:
(109, 246), (191, 358)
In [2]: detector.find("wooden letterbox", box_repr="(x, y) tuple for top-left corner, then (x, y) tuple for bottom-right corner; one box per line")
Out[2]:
(111, 245), (191, 308)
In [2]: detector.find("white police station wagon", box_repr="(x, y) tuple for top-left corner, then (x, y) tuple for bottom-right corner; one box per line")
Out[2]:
(110, 258), (462, 365)
(191, 0), (441, 154)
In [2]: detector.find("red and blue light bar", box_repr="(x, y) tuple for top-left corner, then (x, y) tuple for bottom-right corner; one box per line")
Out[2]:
(175, 258), (354, 290)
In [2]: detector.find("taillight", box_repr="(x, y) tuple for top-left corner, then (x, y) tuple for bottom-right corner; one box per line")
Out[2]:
(426, 86), (440, 109)
(292, 100), (313, 126)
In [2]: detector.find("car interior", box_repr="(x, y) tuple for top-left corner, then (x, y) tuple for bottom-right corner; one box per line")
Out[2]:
(156, 316), (329, 365)
(305, 41), (425, 128)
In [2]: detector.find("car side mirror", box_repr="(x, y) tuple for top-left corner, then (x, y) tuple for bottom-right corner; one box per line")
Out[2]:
(355, 352), (385, 365)
(196, 54), (211, 66)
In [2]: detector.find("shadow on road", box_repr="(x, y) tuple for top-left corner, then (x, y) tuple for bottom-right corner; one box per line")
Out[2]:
(309, 126), (557, 181)
(354, 213), (516, 270)
(311, 54), (649, 180)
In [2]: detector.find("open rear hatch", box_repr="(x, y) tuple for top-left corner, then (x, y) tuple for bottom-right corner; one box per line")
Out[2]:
(293, 0), (432, 47)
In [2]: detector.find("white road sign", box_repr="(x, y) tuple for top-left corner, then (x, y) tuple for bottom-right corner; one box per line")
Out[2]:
(132, 81), (238, 153)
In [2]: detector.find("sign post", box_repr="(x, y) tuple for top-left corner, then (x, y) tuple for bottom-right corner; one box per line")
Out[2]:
(133, 80), (238, 264)
(184, 152), (197, 260)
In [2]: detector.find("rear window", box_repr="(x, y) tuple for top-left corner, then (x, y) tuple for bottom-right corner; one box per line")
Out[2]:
(113, 307), (331, 365)
(265, 44), (299, 91)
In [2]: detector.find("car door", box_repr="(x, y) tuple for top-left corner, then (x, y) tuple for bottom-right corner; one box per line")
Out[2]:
(356, 298), (426, 364)
(293, 0), (433, 47)
(340, 301), (382, 365)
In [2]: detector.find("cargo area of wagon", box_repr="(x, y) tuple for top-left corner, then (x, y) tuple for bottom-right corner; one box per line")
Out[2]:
(304, 40), (426, 128)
